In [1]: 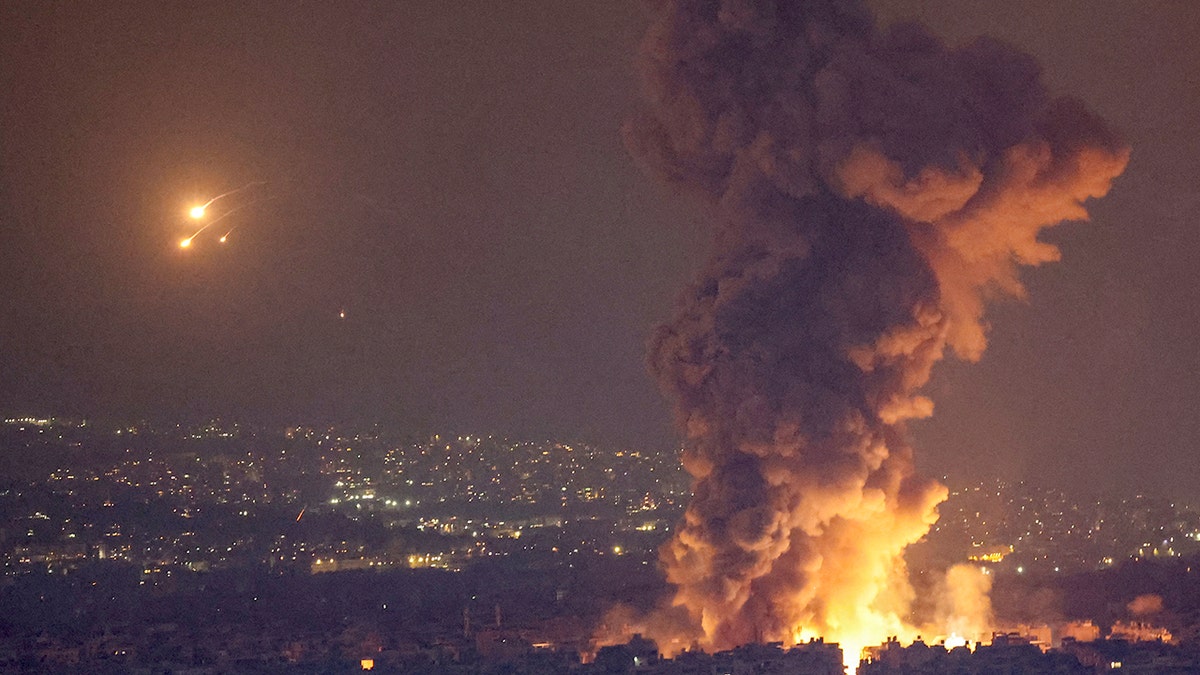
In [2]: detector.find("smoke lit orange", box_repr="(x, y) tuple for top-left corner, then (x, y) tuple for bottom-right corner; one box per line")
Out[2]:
(611, 0), (1129, 668)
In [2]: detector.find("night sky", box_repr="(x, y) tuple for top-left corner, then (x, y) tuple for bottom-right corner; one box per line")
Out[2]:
(2, 1), (1198, 498)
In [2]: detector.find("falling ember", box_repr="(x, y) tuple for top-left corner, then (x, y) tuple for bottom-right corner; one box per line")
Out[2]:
(178, 182), (268, 248)
(179, 200), (263, 248)
(191, 181), (267, 216)
(619, 0), (1128, 667)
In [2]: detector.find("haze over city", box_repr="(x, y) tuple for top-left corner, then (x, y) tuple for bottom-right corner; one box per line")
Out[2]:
(3, 0), (1198, 497)
(2, 1), (1199, 673)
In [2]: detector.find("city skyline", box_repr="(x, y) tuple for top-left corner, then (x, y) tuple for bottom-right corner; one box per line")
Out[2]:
(2, 416), (1196, 670)
(5, 415), (1197, 577)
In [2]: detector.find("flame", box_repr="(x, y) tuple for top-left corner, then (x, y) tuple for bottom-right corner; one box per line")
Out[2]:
(840, 638), (870, 674)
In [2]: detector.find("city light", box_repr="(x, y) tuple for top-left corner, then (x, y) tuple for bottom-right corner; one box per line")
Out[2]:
(5, 422), (1197, 671)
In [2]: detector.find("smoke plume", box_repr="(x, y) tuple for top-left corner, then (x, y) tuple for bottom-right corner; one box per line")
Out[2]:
(1127, 594), (1164, 617)
(627, 0), (1128, 661)
(934, 564), (994, 646)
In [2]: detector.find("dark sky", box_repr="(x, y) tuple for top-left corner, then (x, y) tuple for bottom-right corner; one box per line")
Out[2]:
(2, 1), (1197, 498)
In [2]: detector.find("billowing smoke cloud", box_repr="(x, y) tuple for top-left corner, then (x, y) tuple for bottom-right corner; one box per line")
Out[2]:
(625, 0), (1128, 661)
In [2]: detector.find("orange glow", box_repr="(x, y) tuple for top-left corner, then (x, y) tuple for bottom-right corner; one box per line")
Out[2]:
(189, 205), (206, 219)
(179, 238), (192, 248)
(218, 234), (228, 243)
(945, 633), (968, 650)
(595, 0), (1131, 664)
(359, 658), (374, 670)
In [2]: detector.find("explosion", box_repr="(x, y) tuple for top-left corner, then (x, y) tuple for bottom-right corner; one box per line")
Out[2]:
(620, 0), (1128, 667)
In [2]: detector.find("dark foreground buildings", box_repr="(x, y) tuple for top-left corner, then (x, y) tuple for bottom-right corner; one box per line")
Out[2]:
(583, 634), (1199, 675)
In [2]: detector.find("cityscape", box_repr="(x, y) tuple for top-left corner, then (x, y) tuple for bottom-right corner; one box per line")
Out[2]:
(3, 0), (1197, 673)
(3, 417), (1200, 672)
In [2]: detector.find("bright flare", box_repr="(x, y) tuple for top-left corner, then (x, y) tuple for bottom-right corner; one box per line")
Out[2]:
(189, 205), (206, 219)
(179, 238), (192, 248)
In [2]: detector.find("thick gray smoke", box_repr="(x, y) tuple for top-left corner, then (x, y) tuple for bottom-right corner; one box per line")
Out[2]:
(623, 0), (1129, 657)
